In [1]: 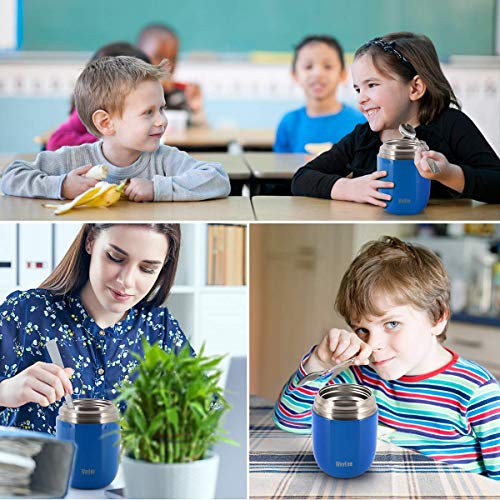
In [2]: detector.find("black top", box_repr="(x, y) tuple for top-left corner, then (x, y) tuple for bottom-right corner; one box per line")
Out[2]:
(291, 108), (500, 203)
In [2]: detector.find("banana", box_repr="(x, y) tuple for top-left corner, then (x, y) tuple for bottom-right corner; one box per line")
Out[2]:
(84, 179), (129, 207)
(43, 179), (129, 215)
(85, 164), (109, 180)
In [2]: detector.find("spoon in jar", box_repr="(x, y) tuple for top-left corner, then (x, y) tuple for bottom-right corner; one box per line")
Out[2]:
(399, 123), (440, 174)
(46, 339), (74, 409)
(296, 356), (357, 387)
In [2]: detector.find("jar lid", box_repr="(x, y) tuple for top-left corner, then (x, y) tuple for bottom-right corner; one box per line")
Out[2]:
(313, 384), (377, 421)
(379, 138), (419, 160)
(58, 398), (119, 424)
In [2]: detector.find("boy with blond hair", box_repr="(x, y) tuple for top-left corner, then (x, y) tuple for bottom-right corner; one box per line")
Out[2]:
(275, 236), (500, 480)
(2, 56), (229, 202)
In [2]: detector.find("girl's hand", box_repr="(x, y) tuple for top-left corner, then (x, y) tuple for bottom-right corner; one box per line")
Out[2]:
(124, 178), (154, 202)
(61, 164), (98, 199)
(0, 362), (74, 408)
(414, 149), (465, 193)
(331, 172), (394, 207)
(304, 328), (373, 373)
(414, 148), (450, 180)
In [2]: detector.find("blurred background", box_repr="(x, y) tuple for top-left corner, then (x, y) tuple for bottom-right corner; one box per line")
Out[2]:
(0, 222), (247, 499)
(1, 0), (500, 153)
(250, 223), (500, 401)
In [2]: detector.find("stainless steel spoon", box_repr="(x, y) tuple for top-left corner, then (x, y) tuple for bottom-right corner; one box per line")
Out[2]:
(46, 339), (74, 409)
(399, 123), (440, 174)
(296, 356), (357, 387)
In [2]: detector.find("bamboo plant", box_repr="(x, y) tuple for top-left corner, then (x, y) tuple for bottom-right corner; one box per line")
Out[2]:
(116, 341), (232, 463)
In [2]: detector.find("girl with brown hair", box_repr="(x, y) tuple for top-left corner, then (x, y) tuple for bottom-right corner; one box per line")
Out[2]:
(292, 32), (500, 205)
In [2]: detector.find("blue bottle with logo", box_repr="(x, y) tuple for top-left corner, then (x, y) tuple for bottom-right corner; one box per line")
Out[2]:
(56, 399), (120, 489)
(312, 384), (378, 478)
(377, 139), (430, 215)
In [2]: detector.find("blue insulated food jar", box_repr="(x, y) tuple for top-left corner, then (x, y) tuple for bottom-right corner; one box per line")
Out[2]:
(377, 138), (430, 215)
(56, 399), (120, 489)
(312, 384), (378, 478)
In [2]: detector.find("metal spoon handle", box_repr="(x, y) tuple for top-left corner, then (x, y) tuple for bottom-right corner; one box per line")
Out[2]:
(296, 356), (357, 387)
(418, 140), (440, 174)
(46, 339), (74, 409)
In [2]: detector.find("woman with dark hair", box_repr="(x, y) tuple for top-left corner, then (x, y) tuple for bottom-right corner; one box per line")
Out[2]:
(0, 223), (193, 434)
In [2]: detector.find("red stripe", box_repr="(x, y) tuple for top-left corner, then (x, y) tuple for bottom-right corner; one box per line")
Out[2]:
(468, 407), (500, 423)
(379, 415), (457, 436)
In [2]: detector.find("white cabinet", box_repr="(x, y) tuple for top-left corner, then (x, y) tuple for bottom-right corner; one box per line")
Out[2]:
(18, 223), (52, 289)
(166, 224), (248, 363)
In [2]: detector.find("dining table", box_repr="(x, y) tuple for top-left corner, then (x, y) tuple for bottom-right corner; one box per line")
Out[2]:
(249, 397), (500, 499)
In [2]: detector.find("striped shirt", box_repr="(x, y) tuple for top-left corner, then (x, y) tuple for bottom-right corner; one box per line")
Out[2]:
(275, 347), (500, 480)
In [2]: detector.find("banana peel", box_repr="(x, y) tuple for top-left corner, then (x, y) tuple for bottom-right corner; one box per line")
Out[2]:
(43, 179), (129, 215)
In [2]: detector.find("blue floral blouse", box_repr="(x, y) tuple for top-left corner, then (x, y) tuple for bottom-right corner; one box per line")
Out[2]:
(0, 289), (194, 435)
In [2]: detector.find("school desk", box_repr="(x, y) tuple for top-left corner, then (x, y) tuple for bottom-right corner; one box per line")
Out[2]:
(251, 196), (500, 221)
(242, 152), (307, 195)
(249, 397), (500, 500)
(0, 195), (255, 221)
(163, 127), (275, 151)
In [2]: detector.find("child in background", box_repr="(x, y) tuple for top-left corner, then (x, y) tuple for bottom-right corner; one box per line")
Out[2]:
(274, 35), (365, 154)
(292, 32), (500, 204)
(47, 42), (151, 151)
(275, 236), (500, 480)
(137, 23), (206, 126)
(1, 56), (230, 202)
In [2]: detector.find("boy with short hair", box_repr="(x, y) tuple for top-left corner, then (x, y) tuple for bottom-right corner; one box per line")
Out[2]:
(275, 236), (500, 480)
(1, 56), (229, 202)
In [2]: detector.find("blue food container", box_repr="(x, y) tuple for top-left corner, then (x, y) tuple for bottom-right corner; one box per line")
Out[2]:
(312, 384), (378, 478)
(56, 399), (120, 489)
(377, 138), (430, 215)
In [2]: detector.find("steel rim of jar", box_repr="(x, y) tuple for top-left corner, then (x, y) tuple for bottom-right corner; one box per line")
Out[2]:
(378, 138), (420, 160)
(58, 398), (119, 424)
(313, 384), (377, 421)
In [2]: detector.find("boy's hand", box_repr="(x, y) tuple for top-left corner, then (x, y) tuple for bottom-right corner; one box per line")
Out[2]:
(304, 328), (372, 373)
(61, 164), (98, 199)
(330, 172), (394, 207)
(0, 362), (74, 408)
(124, 178), (154, 202)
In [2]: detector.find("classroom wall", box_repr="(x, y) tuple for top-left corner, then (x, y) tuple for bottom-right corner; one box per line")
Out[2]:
(21, 0), (496, 58)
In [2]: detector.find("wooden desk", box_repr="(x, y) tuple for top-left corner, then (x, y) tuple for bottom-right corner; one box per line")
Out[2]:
(1, 153), (250, 181)
(250, 398), (499, 499)
(0, 153), (37, 175)
(0, 195), (255, 221)
(164, 128), (274, 150)
(243, 152), (307, 179)
(252, 196), (500, 221)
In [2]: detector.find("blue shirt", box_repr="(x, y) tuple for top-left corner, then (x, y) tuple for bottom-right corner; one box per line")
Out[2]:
(0, 289), (194, 435)
(273, 105), (366, 153)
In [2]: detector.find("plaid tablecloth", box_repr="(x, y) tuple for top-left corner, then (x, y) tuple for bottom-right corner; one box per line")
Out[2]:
(250, 397), (500, 499)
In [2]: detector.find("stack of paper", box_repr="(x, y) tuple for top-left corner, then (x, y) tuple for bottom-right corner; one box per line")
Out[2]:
(0, 439), (42, 496)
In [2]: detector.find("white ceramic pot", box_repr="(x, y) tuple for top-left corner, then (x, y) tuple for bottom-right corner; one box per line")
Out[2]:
(122, 451), (219, 499)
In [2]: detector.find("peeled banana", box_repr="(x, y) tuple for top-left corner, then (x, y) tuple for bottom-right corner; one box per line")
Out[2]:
(43, 179), (129, 215)
(85, 164), (109, 180)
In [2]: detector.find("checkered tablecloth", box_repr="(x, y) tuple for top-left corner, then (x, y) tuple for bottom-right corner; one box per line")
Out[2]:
(249, 397), (500, 499)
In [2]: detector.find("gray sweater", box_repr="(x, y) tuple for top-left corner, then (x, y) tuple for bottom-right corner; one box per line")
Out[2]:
(1, 142), (231, 201)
